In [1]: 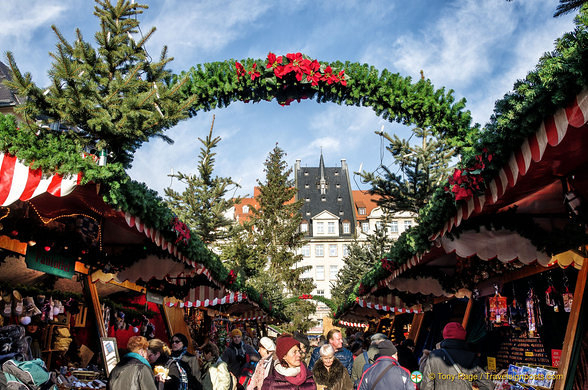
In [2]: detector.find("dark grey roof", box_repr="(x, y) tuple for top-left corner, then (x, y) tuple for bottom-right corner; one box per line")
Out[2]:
(295, 156), (356, 237)
(0, 61), (20, 107)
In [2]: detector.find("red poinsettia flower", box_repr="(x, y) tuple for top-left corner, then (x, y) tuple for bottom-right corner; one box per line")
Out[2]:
(283, 52), (311, 81)
(306, 60), (322, 86)
(235, 61), (246, 80)
(338, 70), (347, 86)
(248, 63), (261, 81)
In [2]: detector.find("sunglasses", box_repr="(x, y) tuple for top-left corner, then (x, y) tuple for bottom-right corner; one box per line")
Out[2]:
(172, 339), (182, 344)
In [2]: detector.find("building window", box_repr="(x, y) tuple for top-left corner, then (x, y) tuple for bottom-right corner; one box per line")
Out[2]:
(337, 196), (342, 202)
(302, 245), (310, 257)
(327, 222), (335, 234)
(329, 244), (337, 257)
(304, 171), (309, 176)
(316, 266), (325, 280)
(339, 210), (344, 216)
(375, 221), (382, 231)
(334, 171), (339, 176)
(316, 222), (324, 234)
(362, 222), (369, 232)
(242, 205), (249, 214)
(336, 183), (341, 188)
(301, 266), (312, 278)
(389, 221), (398, 233)
(330, 265), (338, 280)
(316, 289), (325, 296)
(305, 197), (310, 202)
(315, 244), (324, 257)
(306, 211), (311, 216)
(300, 223), (308, 233)
(321, 196), (326, 202)
(404, 220), (412, 230)
(343, 222), (350, 234)
(343, 245), (350, 257)
(304, 183), (309, 188)
(358, 207), (366, 215)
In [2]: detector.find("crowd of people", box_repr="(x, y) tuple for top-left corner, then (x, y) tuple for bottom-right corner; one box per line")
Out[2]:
(106, 322), (495, 390)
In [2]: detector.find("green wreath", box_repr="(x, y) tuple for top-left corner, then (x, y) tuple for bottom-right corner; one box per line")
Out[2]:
(174, 52), (474, 152)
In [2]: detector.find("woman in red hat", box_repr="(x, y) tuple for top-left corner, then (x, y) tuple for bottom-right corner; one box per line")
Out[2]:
(261, 335), (316, 390)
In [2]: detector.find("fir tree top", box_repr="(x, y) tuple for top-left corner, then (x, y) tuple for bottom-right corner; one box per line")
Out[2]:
(5, 0), (195, 169)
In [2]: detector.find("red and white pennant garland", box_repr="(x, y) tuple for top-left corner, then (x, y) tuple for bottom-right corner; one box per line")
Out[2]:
(338, 321), (368, 328)
(356, 299), (422, 314)
(234, 315), (267, 322)
(166, 292), (245, 308)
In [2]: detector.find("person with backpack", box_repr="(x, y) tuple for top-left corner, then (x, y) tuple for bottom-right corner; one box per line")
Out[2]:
(221, 329), (260, 389)
(312, 344), (353, 390)
(108, 335), (157, 390)
(351, 333), (387, 387)
(357, 340), (415, 390)
(169, 333), (202, 390)
(247, 337), (275, 390)
(420, 322), (494, 390)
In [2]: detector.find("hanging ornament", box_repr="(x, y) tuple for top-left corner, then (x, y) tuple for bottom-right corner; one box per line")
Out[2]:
(562, 272), (573, 313)
(527, 288), (538, 337)
(489, 284), (508, 326)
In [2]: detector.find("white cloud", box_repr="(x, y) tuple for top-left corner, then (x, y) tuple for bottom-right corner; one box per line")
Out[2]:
(142, 0), (273, 66)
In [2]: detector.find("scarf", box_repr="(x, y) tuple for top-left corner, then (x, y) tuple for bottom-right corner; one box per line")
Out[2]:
(274, 360), (307, 386)
(126, 352), (151, 369)
(170, 348), (189, 390)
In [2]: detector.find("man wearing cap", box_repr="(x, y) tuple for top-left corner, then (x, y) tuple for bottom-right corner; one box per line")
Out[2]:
(351, 333), (388, 387)
(420, 322), (494, 390)
(247, 337), (275, 390)
(357, 340), (415, 390)
(308, 329), (353, 376)
(222, 329), (260, 380)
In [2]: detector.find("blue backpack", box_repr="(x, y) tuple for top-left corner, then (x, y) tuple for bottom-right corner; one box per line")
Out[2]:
(362, 351), (374, 373)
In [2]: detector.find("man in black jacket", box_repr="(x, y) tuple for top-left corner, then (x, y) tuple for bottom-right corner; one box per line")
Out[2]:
(420, 322), (494, 390)
(221, 329), (260, 379)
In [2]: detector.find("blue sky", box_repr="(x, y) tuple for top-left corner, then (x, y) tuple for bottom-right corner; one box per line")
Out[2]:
(0, 1), (577, 197)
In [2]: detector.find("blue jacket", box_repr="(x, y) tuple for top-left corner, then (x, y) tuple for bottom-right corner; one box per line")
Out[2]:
(308, 346), (353, 375)
(357, 356), (415, 390)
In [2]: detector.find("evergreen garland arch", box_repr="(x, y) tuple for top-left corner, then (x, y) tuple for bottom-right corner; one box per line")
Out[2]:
(174, 52), (475, 152)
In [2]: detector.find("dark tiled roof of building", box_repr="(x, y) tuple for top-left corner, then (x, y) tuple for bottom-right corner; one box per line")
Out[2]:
(295, 156), (356, 236)
(0, 61), (20, 107)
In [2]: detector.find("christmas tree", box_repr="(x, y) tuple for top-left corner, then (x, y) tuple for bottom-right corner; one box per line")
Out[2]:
(164, 115), (241, 246)
(330, 225), (391, 308)
(360, 125), (454, 214)
(5, 0), (194, 169)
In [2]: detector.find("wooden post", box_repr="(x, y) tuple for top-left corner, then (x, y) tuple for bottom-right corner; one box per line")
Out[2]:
(554, 259), (588, 390)
(408, 313), (425, 344)
(84, 274), (106, 338)
(162, 297), (195, 353)
(462, 297), (474, 329)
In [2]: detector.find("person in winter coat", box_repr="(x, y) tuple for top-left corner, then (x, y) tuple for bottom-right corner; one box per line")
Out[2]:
(147, 338), (174, 390)
(420, 322), (494, 390)
(312, 344), (353, 390)
(169, 333), (202, 390)
(108, 335), (157, 390)
(201, 342), (233, 390)
(261, 335), (316, 390)
(357, 340), (415, 390)
(222, 329), (261, 380)
(247, 337), (275, 390)
(351, 333), (387, 386)
(308, 329), (353, 375)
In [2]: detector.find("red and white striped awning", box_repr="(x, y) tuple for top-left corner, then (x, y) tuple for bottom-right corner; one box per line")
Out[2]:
(121, 211), (214, 281)
(166, 292), (245, 308)
(338, 321), (368, 328)
(0, 152), (81, 206)
(434, 89), (588, 239)
(234, 312), (267, 322)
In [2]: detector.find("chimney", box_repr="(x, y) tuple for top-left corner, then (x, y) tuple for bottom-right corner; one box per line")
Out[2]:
(341, 159), (347, 171)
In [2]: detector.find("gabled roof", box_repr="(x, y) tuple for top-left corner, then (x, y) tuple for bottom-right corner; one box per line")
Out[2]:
(312, 209), (340, 220)
(0, 61), (20, 107)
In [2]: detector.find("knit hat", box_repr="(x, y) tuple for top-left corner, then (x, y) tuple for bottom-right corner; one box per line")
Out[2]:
(229, 329), (243, 337)
(443, 322), (467, 340)
(370, 333), (388, 342)
(377, 340), (397, 357)
(275, 336), (300, 361)
(259, 337), (276, 352)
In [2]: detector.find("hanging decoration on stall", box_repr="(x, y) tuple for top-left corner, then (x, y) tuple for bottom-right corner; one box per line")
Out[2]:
(508, 285), (526, 329)
(561, 273), (573, 313)
(489, 293), (508, 326)
(526, 288), (540, 338)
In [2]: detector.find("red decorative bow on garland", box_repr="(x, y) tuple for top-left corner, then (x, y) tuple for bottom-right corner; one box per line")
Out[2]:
(298, 294), (313, 300)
